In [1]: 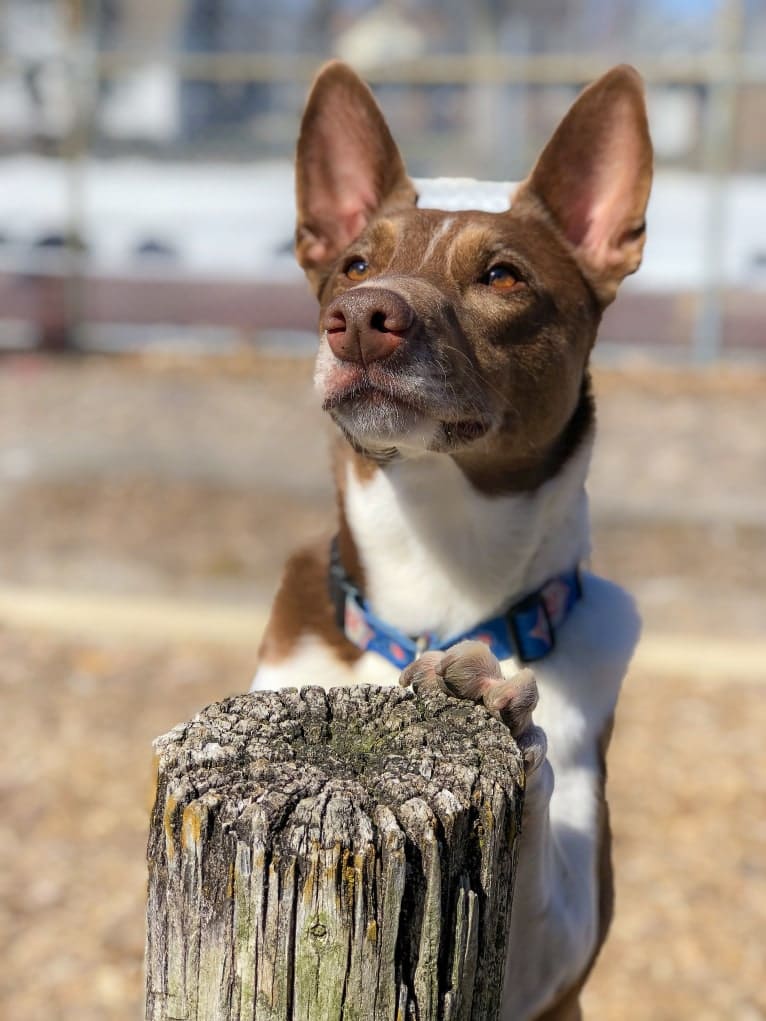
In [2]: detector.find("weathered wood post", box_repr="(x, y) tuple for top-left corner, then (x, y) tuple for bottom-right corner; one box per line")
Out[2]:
(146, 685), (524, 1021)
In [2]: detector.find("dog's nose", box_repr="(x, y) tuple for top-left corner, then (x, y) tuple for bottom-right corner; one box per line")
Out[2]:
(323, 288), (414, 365)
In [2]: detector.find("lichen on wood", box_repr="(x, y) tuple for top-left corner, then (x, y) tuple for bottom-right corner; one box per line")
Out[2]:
(146, 684), (524, 1021)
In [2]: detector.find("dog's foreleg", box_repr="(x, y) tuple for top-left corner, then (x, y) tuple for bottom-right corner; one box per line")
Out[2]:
(401, 641), (597, 1021)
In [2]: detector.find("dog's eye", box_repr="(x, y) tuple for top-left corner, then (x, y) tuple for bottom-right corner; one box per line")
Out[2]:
(483, 264), (523, 291)
(345, 259), (371, 282)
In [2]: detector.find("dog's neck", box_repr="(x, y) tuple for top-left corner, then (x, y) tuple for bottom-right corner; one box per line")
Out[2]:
(338, 429), (593, 642)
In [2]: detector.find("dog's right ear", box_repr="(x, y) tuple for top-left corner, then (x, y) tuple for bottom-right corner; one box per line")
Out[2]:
(295, 61), (416, 289)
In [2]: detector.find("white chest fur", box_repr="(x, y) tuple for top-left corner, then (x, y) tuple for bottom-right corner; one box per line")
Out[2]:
(343, 441), (593, 641)
(251, 436), (640, 1019)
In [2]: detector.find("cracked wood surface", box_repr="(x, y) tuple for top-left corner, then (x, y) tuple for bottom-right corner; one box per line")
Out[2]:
(145, 685), (524, 1021)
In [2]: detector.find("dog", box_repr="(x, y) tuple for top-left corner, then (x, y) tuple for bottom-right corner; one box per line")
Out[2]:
(251, 61), (652, 1021)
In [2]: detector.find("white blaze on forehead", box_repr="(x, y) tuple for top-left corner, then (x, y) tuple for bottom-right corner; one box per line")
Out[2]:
(414, 177), (517, 213)
(418, 215), (455, 267)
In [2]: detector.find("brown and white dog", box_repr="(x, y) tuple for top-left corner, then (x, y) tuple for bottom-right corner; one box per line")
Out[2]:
(252, 62), (652, 1021)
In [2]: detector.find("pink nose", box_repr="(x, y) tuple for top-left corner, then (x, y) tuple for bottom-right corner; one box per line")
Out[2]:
(323, 288), (414, 365)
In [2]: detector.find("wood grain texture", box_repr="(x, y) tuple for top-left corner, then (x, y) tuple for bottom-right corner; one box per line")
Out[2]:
(146, 685), (524, 1021)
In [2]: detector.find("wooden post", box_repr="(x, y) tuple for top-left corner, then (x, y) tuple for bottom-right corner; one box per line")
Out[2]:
(146, 685), (524, 1021)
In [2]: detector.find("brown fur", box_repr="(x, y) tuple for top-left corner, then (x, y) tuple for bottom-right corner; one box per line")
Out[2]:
(513, 67), (652, 306)
(263, 59), (652, 666)
(257, 541), (362, 667)
(259, 439), (377, 661)
(259, 64), (649, 1009)
(294, 63), (650, 498)
(314, 203), (601, 493)
(295, 62), (417, 294)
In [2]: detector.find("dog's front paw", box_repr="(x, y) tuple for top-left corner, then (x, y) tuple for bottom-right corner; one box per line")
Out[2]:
(400, 640), (547, 773)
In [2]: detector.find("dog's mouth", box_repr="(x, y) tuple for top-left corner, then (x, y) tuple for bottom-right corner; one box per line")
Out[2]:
(322, 378), (420, 415)
(441, 419), (491, 445)
(322, 372), (491, 450)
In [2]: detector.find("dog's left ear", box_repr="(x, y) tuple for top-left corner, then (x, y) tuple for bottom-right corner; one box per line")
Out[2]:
(513, 65), (653, 306)
(295, 61), (416, 289)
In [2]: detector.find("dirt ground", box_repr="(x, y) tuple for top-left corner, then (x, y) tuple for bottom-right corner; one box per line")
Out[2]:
(0, 352), (764, 1020)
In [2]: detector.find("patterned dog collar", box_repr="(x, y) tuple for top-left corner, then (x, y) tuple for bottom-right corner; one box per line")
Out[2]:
(328, 536), (582, 670)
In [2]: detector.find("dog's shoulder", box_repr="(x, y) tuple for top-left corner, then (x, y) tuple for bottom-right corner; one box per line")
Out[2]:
(253, 540), (360, 689)
(252, 540), (402, 691)
(567, 571), (642, 709)
(564, 572), (641, 675)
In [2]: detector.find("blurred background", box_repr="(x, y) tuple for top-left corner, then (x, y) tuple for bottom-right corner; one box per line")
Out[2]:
(0, 0), (765, 357)
(0, 2), (764, 1019)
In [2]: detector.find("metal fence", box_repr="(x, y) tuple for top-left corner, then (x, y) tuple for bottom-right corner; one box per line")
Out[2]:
(0, 0), (763, 360)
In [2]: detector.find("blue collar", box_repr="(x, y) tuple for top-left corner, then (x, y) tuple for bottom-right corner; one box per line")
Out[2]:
(328, 537), (582, 670)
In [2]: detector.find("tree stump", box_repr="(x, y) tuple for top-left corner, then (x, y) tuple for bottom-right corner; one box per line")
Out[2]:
(146, 685), (524, 1021)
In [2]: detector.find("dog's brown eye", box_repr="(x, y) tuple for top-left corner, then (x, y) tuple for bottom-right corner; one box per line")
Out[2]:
(484, 265), (522, 291)
(346, 259), (370, 281)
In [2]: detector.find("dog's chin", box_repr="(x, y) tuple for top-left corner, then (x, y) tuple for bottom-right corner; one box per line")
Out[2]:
(327, 393), (440, 453)
(325, 388), (491, 456)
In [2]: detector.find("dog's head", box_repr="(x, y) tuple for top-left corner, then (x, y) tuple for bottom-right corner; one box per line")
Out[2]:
(295, 62), (652, 490)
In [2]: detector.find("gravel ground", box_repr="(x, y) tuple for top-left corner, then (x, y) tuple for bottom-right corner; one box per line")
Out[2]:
(0, 352), (764, 633)
(2, 630), (763, 1021)
(0, 352), (764, 1019)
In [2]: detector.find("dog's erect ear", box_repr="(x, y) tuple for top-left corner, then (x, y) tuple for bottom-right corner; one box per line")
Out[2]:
(513, 65), (653, 306)
(295, 61), (416, 287)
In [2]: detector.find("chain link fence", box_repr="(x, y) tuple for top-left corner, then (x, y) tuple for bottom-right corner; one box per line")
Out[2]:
(0, 0), (764, 359)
